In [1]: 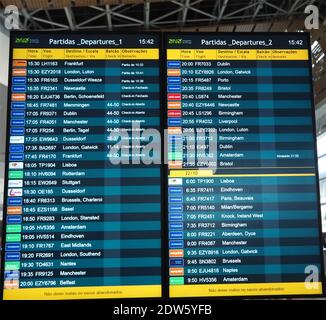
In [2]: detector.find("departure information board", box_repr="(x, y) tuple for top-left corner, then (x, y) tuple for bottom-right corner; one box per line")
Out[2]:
(1, 32), (162, 300)
(165, 33), (324, 298)
(1, 32), (325, 301)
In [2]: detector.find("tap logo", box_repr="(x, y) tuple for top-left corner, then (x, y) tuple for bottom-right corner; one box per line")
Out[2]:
(15, 37), (30, 44)
(8, 162), (24, 169)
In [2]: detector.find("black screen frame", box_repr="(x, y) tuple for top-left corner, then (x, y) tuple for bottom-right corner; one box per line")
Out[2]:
(163, 31), (326, 300)
(0, 30), (325, 301)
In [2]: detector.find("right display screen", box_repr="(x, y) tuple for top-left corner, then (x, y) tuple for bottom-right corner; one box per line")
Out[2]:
(165, 33), (325, 298)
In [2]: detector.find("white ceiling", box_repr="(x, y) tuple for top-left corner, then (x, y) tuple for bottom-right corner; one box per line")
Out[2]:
(0, 26), (9, 86)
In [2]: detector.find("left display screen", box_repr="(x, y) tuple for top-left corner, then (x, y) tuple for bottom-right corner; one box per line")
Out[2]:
(1, 32), (162, 300)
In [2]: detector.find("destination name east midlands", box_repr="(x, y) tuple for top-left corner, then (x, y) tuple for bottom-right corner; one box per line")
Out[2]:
(25, 242), (92, 250)
(59, 242), (93, 248)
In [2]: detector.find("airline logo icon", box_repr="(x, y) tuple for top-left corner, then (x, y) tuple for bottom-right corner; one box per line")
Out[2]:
(8, 189), (23, 197)
(10, 127), (25, 135)
(168, 204), (183, 213)
(168, 161), (183, 169)
(169, 249), (184, 257)
(169, 241), (184, 249)
(4, 280), (19, 289)
(169, 222), (183, 229)
(169, 231), (183, 239)
(12, 77), (26, 84)
(9, 171), (24, 179)
(9, 154), (24, 161)
(167, 93), (181, 100)
(168, 118), (182, 126)
(12, 60), (27, 67)
(11, 102), (26, 109)
(5, 252), (21, 261)
(169, 141), (183, 149)
(167, 61), (181, 68)
(8, 180), (23, 188)
(10, 136), (25, 144)
(168, 110), (182, 117)
(10, 119), (25, 126)
(168, 188), (183, 195)
(168, 196), (183, 203)
(168, 127), (182, 134)
(168, 178), (183, 185)
(4, 261), (20, 270)
(167, 69), (181, 76)
(7, 224), (22, 233)
(7, 215), (22, 224)
(11, 93), (26, 101)
(169, 143), (182, 154)
(170, 259), (184, 266)
(168, 77), (181, 85)
(168, 135), (182, 143)
(12, 69), (27, 76)
(168, 153), (183, 161)
(169, 268), (184, 276)
(168, 101), (181, 109)
(4, 270), (20, 280)
(8, 197), (22, 206)
(12, 85), (26, 93)
(168, 85), (181, 93)
(5, 243), (21, 251)
(9, 162), (24, 169)
(7, 207), (22, 215)
(11, 110), (25, 118)
(169, 213), (183, 221)
(9, 145), (24, 153)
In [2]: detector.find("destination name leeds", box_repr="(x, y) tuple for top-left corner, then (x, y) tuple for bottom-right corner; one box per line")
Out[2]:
(48, 38), (124, 46)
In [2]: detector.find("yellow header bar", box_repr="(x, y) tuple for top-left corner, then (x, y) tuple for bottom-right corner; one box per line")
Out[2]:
(170, 282), (323, 298)
(13, 48), (159, 60)
(169, 170), (315, 178)
(167, 49), (308, 60)
(4, 285), (161, 300)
